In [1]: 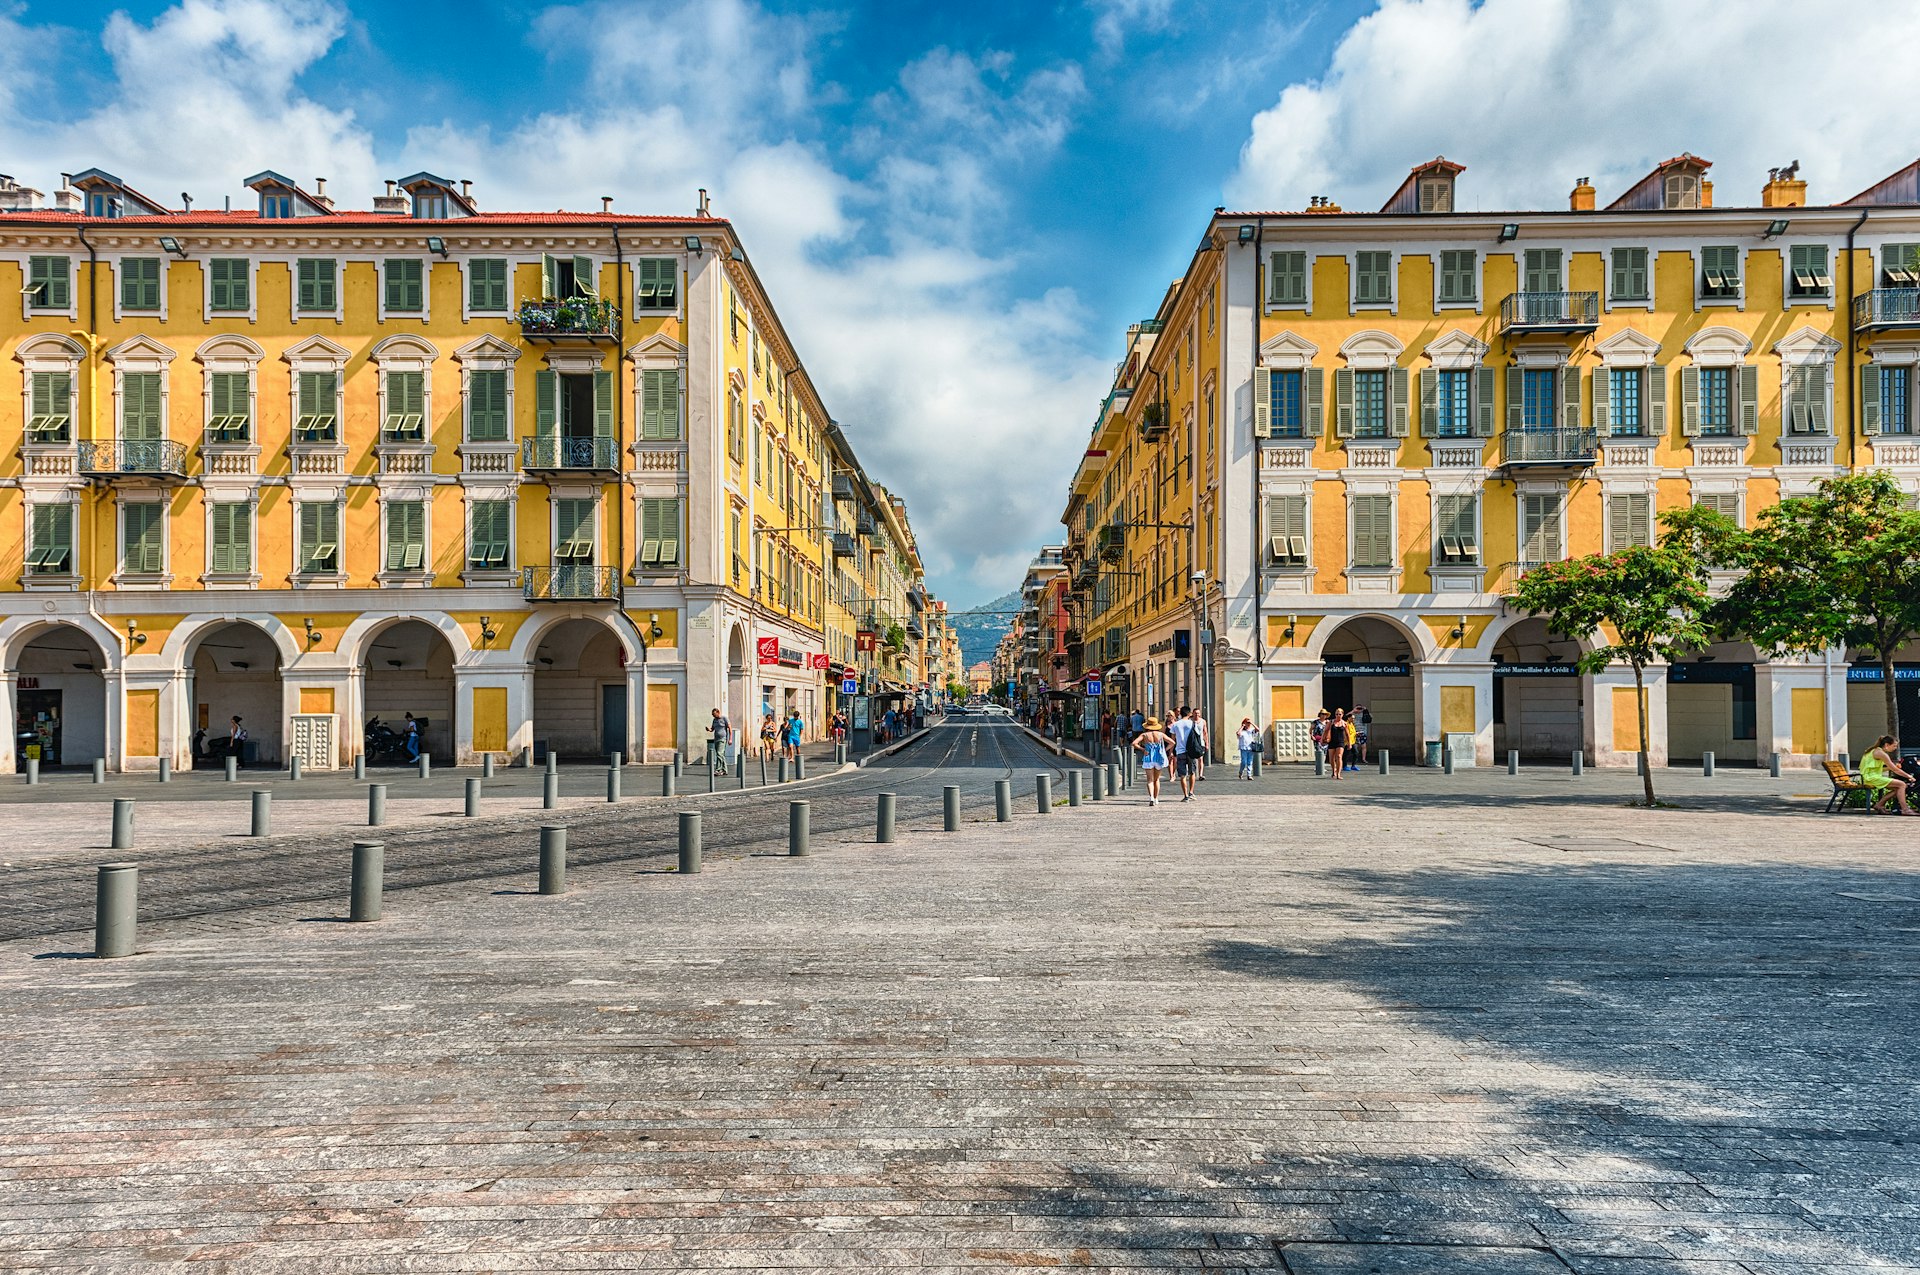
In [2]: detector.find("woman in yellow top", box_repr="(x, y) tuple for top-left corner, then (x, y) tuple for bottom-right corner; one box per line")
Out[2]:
(1861, 735), (1917, 816)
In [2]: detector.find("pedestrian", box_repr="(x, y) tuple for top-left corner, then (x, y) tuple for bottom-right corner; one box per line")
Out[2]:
(709, 708), (732, 775)
(1166, 706), (1201, 803)
(227, 715), (248, 767)
(1190, 707), (1211, 781)
(760, 712), (778, 760)
(1235, 717), (1260, 780)
(1100, 711), (1114, 750)
(882, 706), (899, 743)
(1325, 708), (1350, 779)
(1310, 709), (1330, 771)
(1351, 704), (1370, 770)
(402, 712), (421, 761)
(1132, 715), (1175, 807)
(1863, 735), (1917, 815)
(1129, 708), (1145, 743)
(784, 709), (804, 762)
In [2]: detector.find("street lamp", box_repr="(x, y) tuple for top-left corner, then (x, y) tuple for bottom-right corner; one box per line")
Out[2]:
(632, 611), (665, 764)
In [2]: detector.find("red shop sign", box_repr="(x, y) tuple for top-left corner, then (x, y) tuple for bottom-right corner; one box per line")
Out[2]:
(756, 636), (780, 666)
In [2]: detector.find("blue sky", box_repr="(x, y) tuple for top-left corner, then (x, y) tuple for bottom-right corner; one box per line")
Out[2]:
(5, 0), (1919, 606)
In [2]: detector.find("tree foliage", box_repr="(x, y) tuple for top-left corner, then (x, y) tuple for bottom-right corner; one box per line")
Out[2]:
(1506, 544), (1712, 806)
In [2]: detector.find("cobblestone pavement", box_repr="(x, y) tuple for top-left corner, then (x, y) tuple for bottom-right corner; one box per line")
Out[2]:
(2, 749), (1917, 1272)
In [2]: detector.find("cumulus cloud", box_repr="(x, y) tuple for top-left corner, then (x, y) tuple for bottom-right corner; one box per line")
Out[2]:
(1230, 0), (1920, 213)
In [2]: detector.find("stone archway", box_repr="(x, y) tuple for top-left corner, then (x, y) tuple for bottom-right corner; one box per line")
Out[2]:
(1315, 616), (1421, 756)
(531, 617), (629, 761)
(361, 620), (457, 764)
(1489, 617), (1585, 762)
(187, 621), (284, 767)
(726, 624), (749, 742)
(13, 624), (110, 770)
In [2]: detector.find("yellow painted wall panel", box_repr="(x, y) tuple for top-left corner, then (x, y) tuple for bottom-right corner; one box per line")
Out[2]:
(646, 683), (678, 750)
(1612, 686), (1647, 753)
(472, 687), (508, 753)
(1440, 684), (1475, 734)
(1272, 685), (1305, 721)
(126, 689), (160, 756)
(1791, 687), (1827, 755)
(299, 687), (335, 715)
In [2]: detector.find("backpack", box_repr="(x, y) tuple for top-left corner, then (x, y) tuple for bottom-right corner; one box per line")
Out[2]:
(1184, 725), (1206, 758)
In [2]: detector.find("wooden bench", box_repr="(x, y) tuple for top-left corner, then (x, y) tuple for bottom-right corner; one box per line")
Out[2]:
(1824, 759), (1874, 813)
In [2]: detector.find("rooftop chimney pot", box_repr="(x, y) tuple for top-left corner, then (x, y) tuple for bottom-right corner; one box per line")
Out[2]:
(601, 196), (613, 213)
(1570, 176), (1597, 212)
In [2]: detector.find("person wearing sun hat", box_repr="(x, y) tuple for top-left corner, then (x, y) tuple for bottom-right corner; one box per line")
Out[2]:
(1132, 714), (1175, 806)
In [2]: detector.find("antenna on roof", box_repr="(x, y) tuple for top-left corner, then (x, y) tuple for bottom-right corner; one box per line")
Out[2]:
(181, 192), (193, 211)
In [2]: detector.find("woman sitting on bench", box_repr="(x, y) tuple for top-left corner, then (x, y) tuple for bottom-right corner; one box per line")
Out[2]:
(1861, 735), (1917, 816)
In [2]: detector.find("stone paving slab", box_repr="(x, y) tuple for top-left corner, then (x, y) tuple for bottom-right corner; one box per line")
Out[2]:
(2, 777), (1918, 1271)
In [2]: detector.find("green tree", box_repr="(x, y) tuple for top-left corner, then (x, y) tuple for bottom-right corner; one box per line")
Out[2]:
(1506, 544), (1712, 806)
(1671, 473), (1920, 744)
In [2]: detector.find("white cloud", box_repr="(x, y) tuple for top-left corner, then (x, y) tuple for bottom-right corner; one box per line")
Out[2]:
(1087, 0), (1175, 60)
(1230, 0), (1920, 214)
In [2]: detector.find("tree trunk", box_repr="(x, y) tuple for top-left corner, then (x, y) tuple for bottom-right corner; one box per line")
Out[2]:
(1882, 644), (1901, 749)
(1634, 662), (1655, 806)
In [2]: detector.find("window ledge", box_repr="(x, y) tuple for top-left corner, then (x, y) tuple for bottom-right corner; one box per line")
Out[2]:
(21, 574), (81, 591)
(200, 572), (263, 589)
(461, 569), (517, 587)
(110, 573), (174, 591)
(1344, 566), (1403, 594)
(375, 570), (437, 588)
(288, 572), (348, 589)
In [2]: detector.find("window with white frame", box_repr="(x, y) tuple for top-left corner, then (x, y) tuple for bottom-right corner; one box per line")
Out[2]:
(208, 258), (250, 314)
(208, 501), (252, 576)
(205, 370), (251, 443)
(467, 259), (509, 314)
(1610, 246), (1650, 303)
(467, 500), (511, 571)
(1699, 245), (1741, 302)
(120, 501), (165, 576)
(295, 369), (339, 441)
(1349, 494), (1394, 568)
(296, 259), (337, 315)
(1354, 251), (1392, 307)
(384, 500), (427, 573)
(1435, 493), (1478, 564)
(1436, 249), (1476, 305)
(383, 259), (425, 314)
(635, 258), (677, 310)
(1694, 492), (1741, 526)
(296, 500), (341, 575)
(25, 502), (74, 577)
(1679, 328), (1755, 438)
(637, 497), (682, 569)
(27, 256), (71, 311)
(555, 498), (596, 562)
(1607, 491), (1652, 551)
(1265, 494), (1308, 565)
(1788, 245), (1832, 301)
(26, 369), (73, 442)
(1866, 364), (1915, 436)
(120, 257), (162, 313)
(1520, 493), (1562, 566)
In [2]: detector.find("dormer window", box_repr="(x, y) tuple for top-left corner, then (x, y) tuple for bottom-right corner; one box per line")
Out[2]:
(413, 192), (448, 219)
(260, 192), (292, 219)
(1417, 176), (1453, 212)
(1664, 172), (1701, 209)
(85, 192), (120, 218)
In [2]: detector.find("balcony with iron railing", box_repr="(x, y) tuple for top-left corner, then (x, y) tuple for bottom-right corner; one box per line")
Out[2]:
(516, 296), (620, 341)
(522, 564), (619, 601)
(1500, 427), (1598, 468)
(1499, 290), (1600, 335)
(77, 439), (190, 480)
(521, 436), (622, 474)
(1854, 288), (1920, 332)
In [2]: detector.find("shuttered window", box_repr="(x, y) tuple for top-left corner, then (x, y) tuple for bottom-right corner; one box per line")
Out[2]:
(1608, 492), (1652, 552)
(29, 256), (71, 309)
(468, 500), (511, 569)
(1433, 369), (1471, 436)
(1354, 252), (1392, 305)
(296, 370), (339, 440)
(27, 371), (72, 440)
(467, 369), (508, 441)
(1266, 370), (1302, 436)
(1788, 245), (1831, 299)
(121, 257), (162, 311)
(636, 257), (677, 310)
(1352, 369), (1389, 437)
(1611, 247), (1649, 302)
(555, 499), (595, 560)
(1787, 364), (1831, 434)
(297, 501), (340, 574)
(1350, 495), (1394, 568)
(467, 258), (508, 312)
(1523, 248), (1563, 293)
(1436, 494), (1478, 563)
(1881, 244), (1920, 286)
(1268, 252), (1307, 306)
(209, 502), (252, 575)
(1521, 494), (1562, 564)
(206, 371), (251, 441)
(1605, 368), (1644, 435)
(27, 503), (73, 574)
(1265, 495), (1307, 564)
(1693, 366), (1734, 434)
(208, 258), (250, 312)
(640, 368), (680, 440)
(1882, 365), (1913, 436)
(121, 502), (164, 575)
(120, 372), (163, 440)
(385, 500), (427, 571)
(1437, 250), (1476, 304)
(638, 497), (683, 568)
(1694, 493), (1740, 526)
(1700, 245), (1741, 299)
(383, 258), (425, 313)
(383, 371), (425, 439)
(296, 258), (337, 312)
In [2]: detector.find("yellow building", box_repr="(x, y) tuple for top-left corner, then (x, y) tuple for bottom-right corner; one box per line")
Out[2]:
(1063, 154), (1920, 767)
(0, 167), (891, 771)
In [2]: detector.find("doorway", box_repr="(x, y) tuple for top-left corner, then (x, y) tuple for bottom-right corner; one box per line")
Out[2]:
(16, 689), (62, 768)
(601, 684), (628, 759)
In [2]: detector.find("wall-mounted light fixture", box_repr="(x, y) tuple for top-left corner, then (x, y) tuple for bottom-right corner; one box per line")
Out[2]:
(684, 236), (703, 254)
(1762, 218), (1790, 239)
(1497, 223), (1520, 243)
(125, 619), (146, 650)
(478, 615), (497, 647)
(1281, 613), (1298, 644)
(1237, 224), (1256, 244)
(302, 617), (322, 646)
(426, 235), (449, 257)
(1449, 615), (1469, 643)
(159, 236), (187, 258)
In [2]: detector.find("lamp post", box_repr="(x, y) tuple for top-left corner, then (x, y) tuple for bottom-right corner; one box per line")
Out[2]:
(632, 612), (664, 763)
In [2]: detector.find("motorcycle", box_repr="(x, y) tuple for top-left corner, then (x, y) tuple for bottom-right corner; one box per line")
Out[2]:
(364, 716), (415, 765)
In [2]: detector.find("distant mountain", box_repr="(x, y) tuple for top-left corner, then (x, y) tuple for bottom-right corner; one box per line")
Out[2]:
(951, 589), (1022, 669)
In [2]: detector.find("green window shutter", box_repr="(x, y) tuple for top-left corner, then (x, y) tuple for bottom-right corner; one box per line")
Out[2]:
(1355, 252), (1391, 304)
(1333, 368), (1354, 437)
(123, 503), (163, 574)
(385, 259), (423, 312)
(1592, 369), (1611, 436)
(636, 258), (677, 309)
(386, 501), (425, 570)
(384, 370), (424, 436)
(1646, 363), (1666, 433)
(534, 370), (558, 437)
(641, 369), (679, 440)
(556, 498), (594, 558)
(1269, 252), (1306, 305)
(29, 256), (70, 309)
(1561, 366), (1582, 430)
(1679, 366), (1701, 436)
(1737, 364), (1760, 435)
(29, 371), (72, 437)
(1417, 369), (1437, 436)
(209, 258), (249, 311)
(121, 372), (162, 440)
(1863, 366), (1884, 434)
(121, 257), (161, 311)
(572, 256), (596, 297)
(469, 259), (508, 312)
(593, 369), (614, 438)
(1439, 250), (1475, 302)
(1252, 368), (1271, 437)
(468, 369), (508, 441)
(1506, 366), (1523, 431)
(469, 500), (510, 567)
(298, 502), (321, 571)
(1524, 248), (1562, 293)
(1805, 364), (1830, 434)
(31, 504), (73, 573)
(1388, 366), (1410, 437)
(1611, 247), (1648, 300)
(540, 253), (558, 298)
(1303, 367), (1325, 437)
(1473, 367), (1496, 436)
(209, 371), (250, 438)
(297, 258), (337, 312)
(210, 502), (251, 574)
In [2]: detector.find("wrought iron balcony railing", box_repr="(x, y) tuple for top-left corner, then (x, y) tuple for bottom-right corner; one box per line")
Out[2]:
(1854, 288), (1920, 331)
(522, 564), (619, 601)
(521, 436), (622, 472)
(1499, 290), (1600, 334)
(1501, 427), (1597, 467)
(77, 439), (190, 478)
(515, 296), (620, 340)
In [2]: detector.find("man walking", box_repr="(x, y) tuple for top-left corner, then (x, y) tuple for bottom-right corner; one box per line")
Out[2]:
(1167, 707), (1201, 803)
(709, 708), (733, 775)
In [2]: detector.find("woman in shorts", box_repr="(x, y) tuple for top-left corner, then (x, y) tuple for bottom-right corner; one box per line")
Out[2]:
(1132, 715), (1175, 807)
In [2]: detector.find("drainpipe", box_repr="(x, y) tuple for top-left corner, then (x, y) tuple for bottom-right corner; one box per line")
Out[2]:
(1249, 220), (1266, 702)
(609, 225), (642, 761)
(1844, 209), (1868, 470)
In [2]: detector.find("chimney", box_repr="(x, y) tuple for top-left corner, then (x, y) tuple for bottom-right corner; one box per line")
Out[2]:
(50, 176), (80, 213)
(1304, 194), (1342, 213)
(601, 195), (613, 214)
(181, 192), (193, 212)
(311, 177), (333, 211)
(1700, 178), (1714, 208)
(0, 175), (41, 212)
(459, 179), (475, 209)
(1761, 159), (1807, 208)
(697, 187), (711, 217)
(372, 179), (409, 215)
(1570, 177), (1595, 212)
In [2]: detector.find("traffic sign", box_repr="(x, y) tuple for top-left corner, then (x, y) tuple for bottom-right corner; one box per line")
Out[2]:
(841, 676), (859, 695)
(1085, 677), (1102, 696)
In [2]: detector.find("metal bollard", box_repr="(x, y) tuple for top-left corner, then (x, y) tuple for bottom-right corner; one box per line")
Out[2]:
(349, 841), (383, 922)
(1508, 750), (1519, 776)
(1315, 750), (1325, 777)
(1105, 762), (1120, 794)
(607, 766), (621, 803)
(351, 755), (363, 781)
(777, 757), (789, 784)
(738, 760), (746, 790)
(1442, 747), (1455, 776)
(157, 757), (171, 784)
(1703, 750), (1715, 778)
(1252, 748), (1262, 778)
(660, 767), (674, 798)
(519, 744), (532, 770)
(94, 863), (138, 959)
(288, 755), (301, 782)
(539, 825), (567, 894)
(1067, 771), (1082, 807)
(1090, 767), (1104, 801)
(609, 751), (622, 772)
(23, 757), (37, 785)
(466, 777), (482, 817)
(708, 758), (716, 793)
(368, 783), (386, 826)
(1770, 750), (1782, 778)
(672, 752), (682, 778)
(110, 798), (134, 851)
(759, 754), (768, 786)
(943, 785), (959, 831)
(994, 778), (1012, 822)
(1378, 749), (1390, 775)
(796, 756), (806, 781)
(93, 758), (106, 784)
(482, 754), (495, 779)
(546, 751), (558, 777)
(678, 811), (702, 873)
(543, 772), (558, 810)
(250, 789), (271, 837)
(417, 754), (431, 780)
(1035, 774), (1053, 814)
(1571, 750), (1584, 777)
(876, 792), (896, 843)
(790, 801), (810, 856)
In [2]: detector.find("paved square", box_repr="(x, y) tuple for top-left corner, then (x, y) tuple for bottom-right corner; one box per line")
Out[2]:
(2, 774), (1918, 1272)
